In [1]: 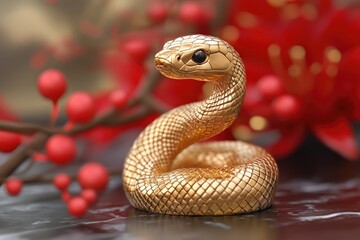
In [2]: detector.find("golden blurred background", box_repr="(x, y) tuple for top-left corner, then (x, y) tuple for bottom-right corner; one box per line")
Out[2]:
(0, 0), (148, 119)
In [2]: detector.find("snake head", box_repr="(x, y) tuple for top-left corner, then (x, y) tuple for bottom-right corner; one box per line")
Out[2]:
(154, 35), (236, 82)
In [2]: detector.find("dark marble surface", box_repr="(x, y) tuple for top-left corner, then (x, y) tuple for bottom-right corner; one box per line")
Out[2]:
(1, 139), (360, 240)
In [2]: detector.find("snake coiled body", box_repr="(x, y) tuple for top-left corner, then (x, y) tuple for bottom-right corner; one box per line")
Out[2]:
(122, 35), (278, 215)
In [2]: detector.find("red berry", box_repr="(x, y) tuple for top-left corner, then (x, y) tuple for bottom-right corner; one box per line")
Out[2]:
(147, 3), (167, 22)
(5, 178), (23, 196)
(179, 2), (206, 24)
(0, 131), (21, 153)
(67, 196), (88, 218)
(257, 75), (284, 98)
(110, 89), (127, 109)
(66, 92), (95, 123)
(78, 162), (109, 191)
(62, 191), (71, 203)
(272, 94), (302, 120)
(53, 173), (71, 191)
(122, 39), (150, 62)
(81, 189), (97, 204)
(46, 134), (77, 165)
(37, 69), (67, 102)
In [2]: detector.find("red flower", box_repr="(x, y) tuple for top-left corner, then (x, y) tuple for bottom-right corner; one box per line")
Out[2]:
(45, 0), (359, 161)
(222, 0), (360, 159)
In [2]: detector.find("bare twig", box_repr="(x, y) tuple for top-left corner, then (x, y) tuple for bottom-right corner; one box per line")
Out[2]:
(0, 121), (53, 135)
(0, 66), (164, 186)
(0, 132), (50, 184)
(0, 0), (227, 186)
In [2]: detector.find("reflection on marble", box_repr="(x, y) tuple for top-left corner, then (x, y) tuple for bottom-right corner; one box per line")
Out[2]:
(1, 139), (360, 240)
(0, 178), (280, 240)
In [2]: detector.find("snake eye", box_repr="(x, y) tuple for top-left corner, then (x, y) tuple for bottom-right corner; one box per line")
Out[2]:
(192, 49), (207, 64)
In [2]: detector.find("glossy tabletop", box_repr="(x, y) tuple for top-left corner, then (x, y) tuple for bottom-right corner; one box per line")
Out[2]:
(1, 139), (360, 240)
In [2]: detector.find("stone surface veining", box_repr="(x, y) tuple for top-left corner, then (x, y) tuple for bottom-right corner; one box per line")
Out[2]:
(1, 142), (360, 240)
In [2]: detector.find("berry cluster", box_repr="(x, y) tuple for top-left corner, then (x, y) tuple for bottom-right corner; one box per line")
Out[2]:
(53, 162), (108, 217)
(1, 0), (359, 219)
(1, 69), (120, 217)
(0, 0), (224, 218)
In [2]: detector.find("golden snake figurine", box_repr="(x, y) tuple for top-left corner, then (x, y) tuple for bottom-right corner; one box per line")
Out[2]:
(122, 34), (278, 215)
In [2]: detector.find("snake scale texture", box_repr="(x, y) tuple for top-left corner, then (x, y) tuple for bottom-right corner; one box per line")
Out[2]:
(122, 34), (279, 215)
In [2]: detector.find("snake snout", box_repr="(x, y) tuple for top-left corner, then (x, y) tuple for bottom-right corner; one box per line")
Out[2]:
(154, 57), (165, 67)
(154, 57), (171, 71)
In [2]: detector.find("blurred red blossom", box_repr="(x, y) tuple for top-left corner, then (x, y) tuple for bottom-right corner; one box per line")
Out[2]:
(2, 0), (359, 179)
(1, 0), (360, 218)
(221, 0), (360, 159)
(91, 0), (360, 160)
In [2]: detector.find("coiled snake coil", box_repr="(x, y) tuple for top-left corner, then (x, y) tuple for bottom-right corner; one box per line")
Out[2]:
(122, 35), (278, 215)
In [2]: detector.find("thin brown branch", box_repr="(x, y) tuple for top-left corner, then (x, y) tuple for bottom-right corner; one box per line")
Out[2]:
(133, 67), (162, 101)
(0, 132), (50, 184)
(0, 121), (53, 135)
(0, 64), (165, 135)
(102, 105), (153, 126)
(0, 0), (229, 191)
(142, 96), (169, 113)
(0, 65), (165, 186)
(66, 108), (117, 134)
